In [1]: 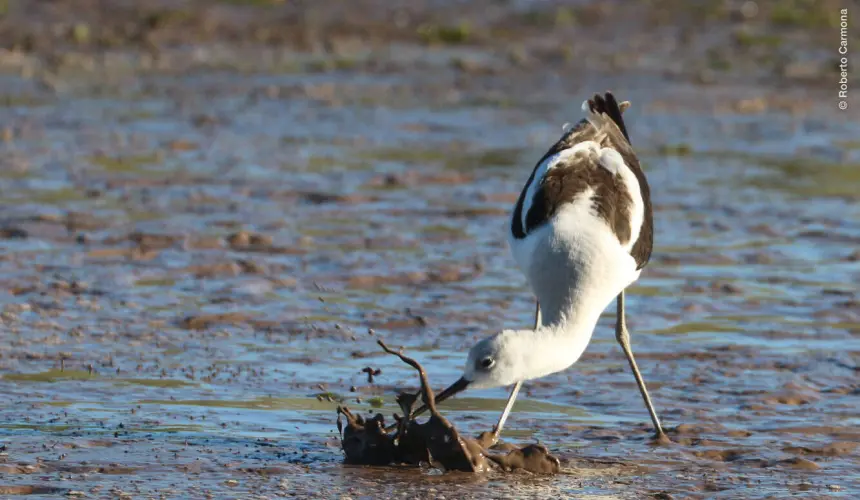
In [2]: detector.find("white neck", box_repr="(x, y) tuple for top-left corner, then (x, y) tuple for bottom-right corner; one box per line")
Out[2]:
(512, 276), (618, 382)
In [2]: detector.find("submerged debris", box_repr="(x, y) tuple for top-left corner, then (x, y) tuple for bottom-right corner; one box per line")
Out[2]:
(336, 407), (395, 466)
(378, 340), (489, 472)
(335, 340), (560, 474)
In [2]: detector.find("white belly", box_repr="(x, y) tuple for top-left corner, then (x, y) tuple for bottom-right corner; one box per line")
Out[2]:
(508, 197), (640, 326)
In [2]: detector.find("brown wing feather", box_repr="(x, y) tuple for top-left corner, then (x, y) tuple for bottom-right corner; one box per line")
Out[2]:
(510, 91), (653, 269)
(526, 149), (634, 245)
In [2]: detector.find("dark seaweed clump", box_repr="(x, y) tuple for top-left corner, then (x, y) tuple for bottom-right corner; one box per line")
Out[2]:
(336, 340), (560, 474)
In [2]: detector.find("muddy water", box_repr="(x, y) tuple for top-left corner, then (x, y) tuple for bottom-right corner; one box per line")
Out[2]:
(1, 1), (860, 498)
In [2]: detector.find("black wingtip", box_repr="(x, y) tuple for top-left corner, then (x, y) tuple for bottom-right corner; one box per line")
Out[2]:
(586, 91), (631, 143)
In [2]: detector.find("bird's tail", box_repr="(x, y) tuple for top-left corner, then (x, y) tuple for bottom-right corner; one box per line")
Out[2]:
(582, 92), (632, 143)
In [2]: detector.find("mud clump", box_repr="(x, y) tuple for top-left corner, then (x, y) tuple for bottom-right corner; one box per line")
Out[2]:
(650, 432), (674, 446)
(486, 443), (561, 474)
(179, 312), (252, 330)
(227, 231), (273, 250)
(335, 340), (560, 474)
(336, 407), (396, 466)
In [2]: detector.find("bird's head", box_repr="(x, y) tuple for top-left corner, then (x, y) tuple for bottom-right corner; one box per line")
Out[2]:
(434, 331), (527, 404)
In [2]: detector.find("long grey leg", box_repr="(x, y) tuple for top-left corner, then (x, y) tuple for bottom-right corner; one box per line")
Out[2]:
(615, 290), (665, 436)
(491, 300), (541, 441)
(492, 380), (521, 440)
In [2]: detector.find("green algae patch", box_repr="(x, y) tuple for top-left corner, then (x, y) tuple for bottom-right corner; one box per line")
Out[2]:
(3, 370), (193, 388)
(139, 397), (342, 412)
(114, 378), (195, 388)
(367, 396), (385, 408)
(88, 152), (161, 173)
(4, 370), (95, 383)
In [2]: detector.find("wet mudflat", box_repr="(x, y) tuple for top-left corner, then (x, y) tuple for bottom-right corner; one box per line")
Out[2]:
(0, 0), (859, 498)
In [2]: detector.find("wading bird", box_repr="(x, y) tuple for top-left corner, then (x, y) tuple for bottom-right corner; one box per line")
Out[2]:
(413, 92), (665, 442)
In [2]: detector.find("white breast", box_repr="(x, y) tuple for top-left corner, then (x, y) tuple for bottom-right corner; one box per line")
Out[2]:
(507, 146), (644, 325)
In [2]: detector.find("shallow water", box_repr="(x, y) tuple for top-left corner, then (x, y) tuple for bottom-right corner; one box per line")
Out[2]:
(1, 1), (860, 498)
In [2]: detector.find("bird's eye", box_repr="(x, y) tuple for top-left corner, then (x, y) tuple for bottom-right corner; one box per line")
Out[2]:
(479, 357), (495, 369)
